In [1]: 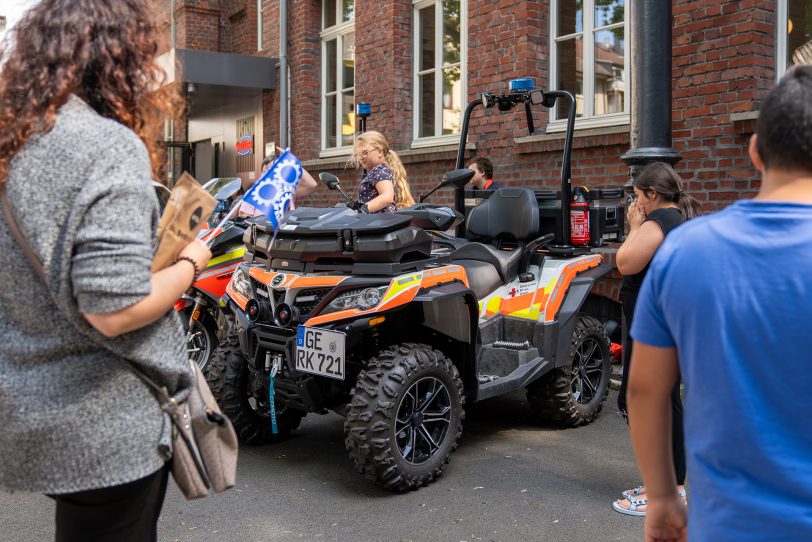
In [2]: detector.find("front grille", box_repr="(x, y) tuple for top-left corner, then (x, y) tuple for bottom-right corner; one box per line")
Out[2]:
(293, 287), (332, 317)
(250, 277), (285, 305)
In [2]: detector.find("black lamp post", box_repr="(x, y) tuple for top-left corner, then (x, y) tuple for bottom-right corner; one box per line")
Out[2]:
(620, 0), (681, 187)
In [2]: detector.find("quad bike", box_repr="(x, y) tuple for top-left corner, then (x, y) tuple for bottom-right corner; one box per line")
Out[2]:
(208, 80), (625, 491)
(174, 178), (249, 371)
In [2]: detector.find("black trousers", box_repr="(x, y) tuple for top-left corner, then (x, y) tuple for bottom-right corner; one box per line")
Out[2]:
(618, 289), (686, 486)
(50, 465), (169, 542)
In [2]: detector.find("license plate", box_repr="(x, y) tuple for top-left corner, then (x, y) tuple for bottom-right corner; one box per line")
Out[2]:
(295, 325), (345, 380)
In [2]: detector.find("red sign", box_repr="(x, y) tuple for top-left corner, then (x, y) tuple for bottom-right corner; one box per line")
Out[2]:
(236, 135), (254, 156)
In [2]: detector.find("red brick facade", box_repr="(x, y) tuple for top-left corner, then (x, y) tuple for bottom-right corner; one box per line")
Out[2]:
(155, 0), (793, 305)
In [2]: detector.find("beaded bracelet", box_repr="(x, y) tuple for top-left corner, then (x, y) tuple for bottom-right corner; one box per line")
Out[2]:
(174, 255), (201, 282)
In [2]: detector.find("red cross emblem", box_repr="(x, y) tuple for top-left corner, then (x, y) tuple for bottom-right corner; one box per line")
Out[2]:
(508, 288), (517, 298)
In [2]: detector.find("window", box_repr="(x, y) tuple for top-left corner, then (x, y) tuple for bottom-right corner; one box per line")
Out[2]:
(413, 0), (466, 146)
(777, 1), (812, 77)
(321, 0), (355, 155)
(549, 0), (629, 131)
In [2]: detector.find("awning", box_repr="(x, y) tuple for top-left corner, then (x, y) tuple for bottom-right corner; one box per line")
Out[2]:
(158, 48), (277, 114)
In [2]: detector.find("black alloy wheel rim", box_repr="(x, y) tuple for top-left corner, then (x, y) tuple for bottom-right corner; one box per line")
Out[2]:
(571, 337), (605, 404)
(395, 377), (453, 465)
(186, 322), (212, 370)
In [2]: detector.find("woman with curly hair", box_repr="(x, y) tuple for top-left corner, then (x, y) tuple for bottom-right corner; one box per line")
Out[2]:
(349, 130), (415, 212)
(0, 1), (211, 540)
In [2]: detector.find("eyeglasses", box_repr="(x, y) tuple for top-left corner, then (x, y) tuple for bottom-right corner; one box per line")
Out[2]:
(357, 148), (380, 159)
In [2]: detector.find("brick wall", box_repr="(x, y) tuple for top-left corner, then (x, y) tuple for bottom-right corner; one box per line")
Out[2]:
(261, 0), (280, 154)
(354, 0), (413, 150)
(174, 0), (222, 52)
(671, 0), (776, 211)
(224, 0), (259, 54)
(287, 0), (322, 159)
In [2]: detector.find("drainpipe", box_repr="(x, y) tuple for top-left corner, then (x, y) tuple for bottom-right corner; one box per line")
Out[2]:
(279, 0), (289, 149)
(620, 1), (681, 188)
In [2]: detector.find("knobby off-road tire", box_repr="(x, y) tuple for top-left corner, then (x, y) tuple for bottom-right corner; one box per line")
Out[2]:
(206, 333), (304, 445)
(526, 314), (611, 427)
(345, 343), (465, 492)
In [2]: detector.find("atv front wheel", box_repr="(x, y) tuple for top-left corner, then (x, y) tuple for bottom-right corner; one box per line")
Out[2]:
(206, 334), (304, 444)
(345, 343), (464, 491)
(526, 314), (611, 427)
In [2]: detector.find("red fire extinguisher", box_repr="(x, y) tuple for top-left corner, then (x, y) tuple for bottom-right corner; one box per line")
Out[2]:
(570, 186), (590, 247)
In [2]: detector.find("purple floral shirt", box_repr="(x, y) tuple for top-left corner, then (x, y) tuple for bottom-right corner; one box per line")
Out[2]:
(358, 163), (397, 213)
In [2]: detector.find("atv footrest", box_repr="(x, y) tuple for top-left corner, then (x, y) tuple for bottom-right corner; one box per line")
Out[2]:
(476, 356), (551, 402)
(478, 344), (539, 378)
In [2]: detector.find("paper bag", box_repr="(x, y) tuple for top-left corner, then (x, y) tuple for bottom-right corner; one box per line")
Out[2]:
(152, 172), (217, 272)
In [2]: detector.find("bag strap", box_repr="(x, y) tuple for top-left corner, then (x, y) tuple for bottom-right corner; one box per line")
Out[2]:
(1, 181), (174, 405)
(1, 183), (47, 282)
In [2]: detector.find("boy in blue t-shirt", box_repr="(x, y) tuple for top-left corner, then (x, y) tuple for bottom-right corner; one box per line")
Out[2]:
(628, 66), (812, 542)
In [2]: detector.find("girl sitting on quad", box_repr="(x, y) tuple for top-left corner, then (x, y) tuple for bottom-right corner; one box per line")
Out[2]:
(350, 131), (415, 213)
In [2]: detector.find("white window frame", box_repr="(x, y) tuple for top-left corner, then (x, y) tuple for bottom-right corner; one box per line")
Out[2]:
(548, 0), (630, 133)
(257, 0), (263, 51)
(775, 1), (812, 78)
(320, 6), (355, 157)
(411, 0), (467, 148)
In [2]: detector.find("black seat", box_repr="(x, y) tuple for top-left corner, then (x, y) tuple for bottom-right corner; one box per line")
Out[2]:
(450, 188), (539, 286)
(465, 187), (539, 244)
(453, 259), (503, 299)
(450, 243), (521, 283)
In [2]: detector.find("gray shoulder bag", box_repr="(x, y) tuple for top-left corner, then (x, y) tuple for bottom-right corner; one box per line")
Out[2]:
(1, 183), (238, 500)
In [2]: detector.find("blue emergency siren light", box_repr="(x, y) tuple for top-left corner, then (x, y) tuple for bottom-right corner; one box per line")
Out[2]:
(357, 102), (371, 118)
(509, 78), (535, 93)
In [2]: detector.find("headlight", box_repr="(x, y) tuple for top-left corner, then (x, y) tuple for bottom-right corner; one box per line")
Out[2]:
(230, 266), (253, 299)
(323, 286), (388, 313)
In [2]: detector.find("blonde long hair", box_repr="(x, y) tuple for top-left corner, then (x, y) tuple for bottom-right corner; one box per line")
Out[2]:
(350, 131), (415, 208)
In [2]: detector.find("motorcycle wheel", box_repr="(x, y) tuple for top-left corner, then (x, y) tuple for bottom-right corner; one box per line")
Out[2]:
(185, 311), (218, 372)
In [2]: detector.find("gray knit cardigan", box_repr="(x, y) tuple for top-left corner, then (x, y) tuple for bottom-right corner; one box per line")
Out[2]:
(0, 96), (193, 494)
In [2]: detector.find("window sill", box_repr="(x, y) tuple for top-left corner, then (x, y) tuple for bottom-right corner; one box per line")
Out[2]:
(410, 135), (464, 149)
(398, 143), (476, 165)
(302, 155), (352, 170)
(318, 147), (353, 159)
(731, 110), (758, 135)
(546, 114), (630, 134)
(515, 125), (630, 154)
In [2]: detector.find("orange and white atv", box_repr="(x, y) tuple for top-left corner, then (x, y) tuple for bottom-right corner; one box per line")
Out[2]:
(207, 81), (625, 491)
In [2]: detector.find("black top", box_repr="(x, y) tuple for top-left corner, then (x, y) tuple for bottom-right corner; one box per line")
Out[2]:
(621, 207), (684, 297)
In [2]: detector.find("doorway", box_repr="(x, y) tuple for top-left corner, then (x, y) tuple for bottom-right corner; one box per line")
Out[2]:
(194, 139), (213, 183)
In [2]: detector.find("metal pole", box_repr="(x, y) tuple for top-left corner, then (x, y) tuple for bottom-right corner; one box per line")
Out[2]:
(455, 99), (483, 237)
(279, 0), (288, 149)
(620, 0), (680, 183)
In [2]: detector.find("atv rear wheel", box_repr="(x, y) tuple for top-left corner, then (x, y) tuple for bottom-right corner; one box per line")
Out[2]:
(526, 314), (611, 427)
(206, 334), (304, 445)
(345, 343), (464, 492)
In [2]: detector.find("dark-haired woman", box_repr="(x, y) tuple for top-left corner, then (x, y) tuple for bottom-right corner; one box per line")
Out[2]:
(0, 1), (210, 540)
(612, 162), (703, 516)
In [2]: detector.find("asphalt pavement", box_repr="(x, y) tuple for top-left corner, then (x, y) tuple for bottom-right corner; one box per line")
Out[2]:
(0, 390), (645, 542)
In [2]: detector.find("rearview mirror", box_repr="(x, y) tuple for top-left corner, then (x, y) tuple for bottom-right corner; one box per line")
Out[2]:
(212, 178), (242, 201)
(319, 172), (340, 190)
(441, 169), (475, 188)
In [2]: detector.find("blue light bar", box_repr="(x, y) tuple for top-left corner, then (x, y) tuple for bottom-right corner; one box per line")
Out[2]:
(357, 102), (371, 117)
(509, 78), (534, 92)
